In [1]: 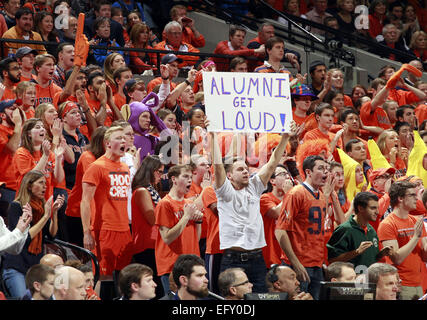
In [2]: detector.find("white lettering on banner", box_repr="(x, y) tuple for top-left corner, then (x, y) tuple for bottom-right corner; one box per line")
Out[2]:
(108, 172), (130, 200)
(203, 72), (293, 133)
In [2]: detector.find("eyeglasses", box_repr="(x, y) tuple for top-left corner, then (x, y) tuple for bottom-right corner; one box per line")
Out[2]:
(232, 279), (250, 287)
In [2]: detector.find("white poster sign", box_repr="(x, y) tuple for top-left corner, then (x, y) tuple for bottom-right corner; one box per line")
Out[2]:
(202, 71), (293, 133)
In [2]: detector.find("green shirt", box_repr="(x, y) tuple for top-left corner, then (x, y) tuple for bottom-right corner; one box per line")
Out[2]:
(327, 215), (380, 268)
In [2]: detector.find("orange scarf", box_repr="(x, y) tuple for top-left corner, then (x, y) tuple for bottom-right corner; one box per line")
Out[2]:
(28, 198), (45, 255)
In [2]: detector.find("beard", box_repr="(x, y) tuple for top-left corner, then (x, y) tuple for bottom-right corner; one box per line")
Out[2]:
(8, 71), (20, 83)
(187, 285), (209, 299)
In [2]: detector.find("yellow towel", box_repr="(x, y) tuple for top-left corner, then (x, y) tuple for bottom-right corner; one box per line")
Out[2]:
(407, 131), (427, 187)
(338, 148), (367, 203)
(367, 139), (392, 170)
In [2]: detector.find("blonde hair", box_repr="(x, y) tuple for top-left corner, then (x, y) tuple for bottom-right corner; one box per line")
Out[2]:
(409, 30), (427, 50)
(15, 81), (36, 98)
(35, 103), (55, 141)
(34, 54), (56, 74)
(376, 129), (397, 154)
(194, 92), (204, 104)
(104, 126), (124, 142)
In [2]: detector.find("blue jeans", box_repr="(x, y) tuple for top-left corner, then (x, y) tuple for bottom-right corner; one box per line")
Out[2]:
(220, 249), (267, 293)
(205, 253), (223, 294)
(282, 262), (324, 300)
(2, 268), (26, 299)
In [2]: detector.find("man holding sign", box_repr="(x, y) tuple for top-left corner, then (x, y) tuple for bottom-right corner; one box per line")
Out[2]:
(209, 118), (297, 293)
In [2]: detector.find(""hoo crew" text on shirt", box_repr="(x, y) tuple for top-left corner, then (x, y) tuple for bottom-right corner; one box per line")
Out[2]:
(109, 171), (130, 200)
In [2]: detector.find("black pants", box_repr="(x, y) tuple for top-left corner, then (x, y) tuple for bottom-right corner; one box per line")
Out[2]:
(66, 215), (84, 247)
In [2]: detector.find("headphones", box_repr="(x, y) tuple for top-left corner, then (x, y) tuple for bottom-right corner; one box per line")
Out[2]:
(267, 264), (280, 284)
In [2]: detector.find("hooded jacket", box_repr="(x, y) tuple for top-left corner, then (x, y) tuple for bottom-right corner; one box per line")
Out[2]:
(127, 92), (170, 160)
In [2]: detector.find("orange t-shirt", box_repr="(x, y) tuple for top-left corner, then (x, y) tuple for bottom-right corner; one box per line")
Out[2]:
(303, 127), (343, 150)
(19, 74), (37, 83)
(154, 194), (200, 276)
(377, 213), (427, 287)
(260, 192), (283, 268)
(0, 124), (17, 189)
(34, 81), (63, 107)
(65, 151), (96, 218)
(131, 188), (157, 253)
(1, 87), (16, 101)
(292, 109), (308, 126)
(387, 89), (420, 106)
(360, 101), (392, 133)
(415, 104), (427, 124)
(12, 147), (56, 200)
(82, 155), (130, 232)
(276, 184), (327, 267)
(201, 186), (222, 255)
(22, 107), (35, 120)
(343, 94), (353, 107)
(113, 93), (126, 111)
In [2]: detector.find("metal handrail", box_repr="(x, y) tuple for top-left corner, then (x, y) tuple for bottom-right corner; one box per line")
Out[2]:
(44, 237), (100, 287)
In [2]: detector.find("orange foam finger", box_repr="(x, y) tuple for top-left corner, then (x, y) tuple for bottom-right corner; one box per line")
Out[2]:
(76, 13), (85, 41)
(402, 63), (423, 77)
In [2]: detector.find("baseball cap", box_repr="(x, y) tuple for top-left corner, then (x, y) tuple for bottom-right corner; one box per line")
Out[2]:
(368, 167), (396, 184)
(309, 60), (326, 74)
(161, 53), (183, 65)
(291, 84), (317, 100)
(0, 99), (16, 113)
(15, 46), (38, 59)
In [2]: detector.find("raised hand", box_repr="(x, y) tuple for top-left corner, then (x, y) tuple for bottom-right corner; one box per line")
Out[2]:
(186, 67), (197, 83)
(97, 83), (107, 105)
(51, 118), (63, 138)
(11, 108), (23, 127)
(160, 64), (170, 80)
(42, 140), (51, 156)
(288, 120), (298, 137)
(44, 196), (54, 219)
(16, 203), (33, 232)
(414, 217), (424, 238)
(52, 194), (65, 212)
(200, 171), (212, 189)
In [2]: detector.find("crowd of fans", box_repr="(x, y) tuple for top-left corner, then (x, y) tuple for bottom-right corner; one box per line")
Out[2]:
(0, 0), (426, 302)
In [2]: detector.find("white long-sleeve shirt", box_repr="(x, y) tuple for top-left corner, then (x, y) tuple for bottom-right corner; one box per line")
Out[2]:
(0, 216), (28, 260)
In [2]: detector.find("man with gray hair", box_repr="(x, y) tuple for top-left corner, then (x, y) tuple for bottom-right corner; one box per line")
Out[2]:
(374, 24), (413, 63)
(154, 20), (200, 69)
(218, 268), (253, 300)
(367, 263), (399, 300)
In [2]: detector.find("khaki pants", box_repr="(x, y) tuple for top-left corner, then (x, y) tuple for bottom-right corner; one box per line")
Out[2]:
(400, 286), (424, 300)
